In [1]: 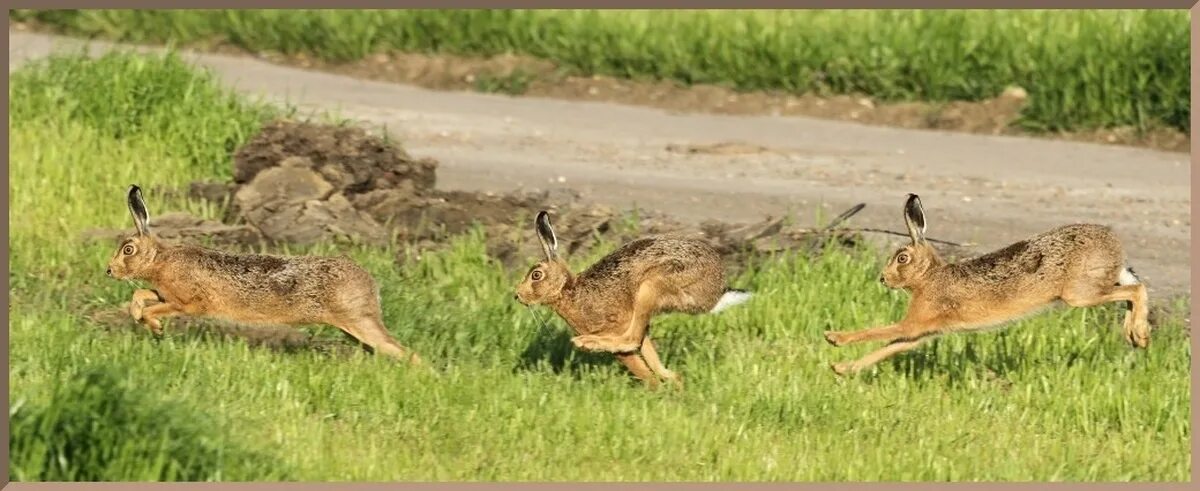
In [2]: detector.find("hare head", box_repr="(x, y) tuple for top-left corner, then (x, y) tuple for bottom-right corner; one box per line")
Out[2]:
(107, 185), (163, 280)
(515, 211), (573, 306)
(880, 194), (943, 289)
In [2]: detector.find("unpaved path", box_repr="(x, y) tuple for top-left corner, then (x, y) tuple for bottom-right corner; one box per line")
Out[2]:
(10, 30), (1191, 297)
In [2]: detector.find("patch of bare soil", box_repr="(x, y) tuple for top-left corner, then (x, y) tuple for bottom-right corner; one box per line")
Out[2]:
(255, 48), (1188, 154)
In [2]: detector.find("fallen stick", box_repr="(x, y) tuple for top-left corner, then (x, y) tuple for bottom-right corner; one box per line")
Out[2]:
(842, 227), (972, 248)
(819, 202), (867, 232)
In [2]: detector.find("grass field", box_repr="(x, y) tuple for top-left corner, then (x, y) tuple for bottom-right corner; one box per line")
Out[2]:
(11, 9), (1190, 134)
(7, 52), (1192, 481)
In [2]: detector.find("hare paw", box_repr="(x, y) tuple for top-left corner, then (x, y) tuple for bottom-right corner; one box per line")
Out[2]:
(128, 289), (162, 322)
(830, 361), (855, 376)
(1124, 323), (1151, 349)
(144, 318), (165, 338)
(127, 301), (144, 322)
(824, 331), (848, 347)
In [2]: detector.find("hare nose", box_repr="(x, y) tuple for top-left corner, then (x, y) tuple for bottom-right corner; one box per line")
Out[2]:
(879, 276), (885, 283)
(106, 268), (113, 277)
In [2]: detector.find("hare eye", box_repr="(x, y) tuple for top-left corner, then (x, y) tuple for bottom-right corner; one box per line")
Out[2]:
(897, 253), (910, 264)
(531, 270), (544, 281)
(122, 245), (136, 255)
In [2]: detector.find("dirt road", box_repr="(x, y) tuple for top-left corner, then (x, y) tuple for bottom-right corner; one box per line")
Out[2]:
(9, 30), (1191, 297)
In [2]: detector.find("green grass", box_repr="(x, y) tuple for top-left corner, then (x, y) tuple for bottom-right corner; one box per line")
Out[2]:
(7, 52), (1191, 481)
(9, 364), (290, 481)
(11, 9), (1190, 134)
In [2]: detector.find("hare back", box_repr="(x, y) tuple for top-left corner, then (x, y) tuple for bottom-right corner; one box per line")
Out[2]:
(572, 235), (726, 313)
(155, 245), (381, 325)
(939, 223), (1124, 300)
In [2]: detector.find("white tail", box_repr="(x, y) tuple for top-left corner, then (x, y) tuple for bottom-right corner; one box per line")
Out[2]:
(711, 289), (752, 313)
(1118, 266), (1140, 286)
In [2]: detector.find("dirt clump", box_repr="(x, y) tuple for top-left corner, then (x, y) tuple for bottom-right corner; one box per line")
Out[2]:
(225, 120), (439, 245)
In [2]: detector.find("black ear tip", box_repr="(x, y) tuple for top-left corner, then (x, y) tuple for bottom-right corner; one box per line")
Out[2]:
(128, 184), (141, 195)
(905, 194), (924, 212)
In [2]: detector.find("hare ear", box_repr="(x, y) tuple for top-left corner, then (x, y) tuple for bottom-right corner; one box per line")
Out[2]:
(127, 185), (150, 236)
(535, 211), (558, 260)
(903, 193), (926, 244)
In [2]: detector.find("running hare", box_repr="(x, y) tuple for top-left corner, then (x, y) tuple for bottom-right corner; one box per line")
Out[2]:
(515, 211), (751, 388)
(824, 194), (1149, 376)
(106, 185), (421, 364)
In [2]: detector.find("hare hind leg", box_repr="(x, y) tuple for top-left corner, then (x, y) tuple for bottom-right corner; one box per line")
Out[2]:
(572, 282), (658, 354)
(333, 315), (422, 365)
(639, 332), (682, 388)
(1061, 280), (1150, 348)
(615, 352), (660, 389)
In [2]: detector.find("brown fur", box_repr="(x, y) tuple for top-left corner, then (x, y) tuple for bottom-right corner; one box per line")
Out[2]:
(107, 185), (420, 365)
(515, 211), (742, 388)
(824, 194), (1149, 376)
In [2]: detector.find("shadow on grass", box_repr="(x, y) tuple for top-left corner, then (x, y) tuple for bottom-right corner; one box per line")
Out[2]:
(879, 338), (1022, 391)
(874, 317), (1182, 387)
(513, 322), (619, 377)
(512, 319), (703, 389)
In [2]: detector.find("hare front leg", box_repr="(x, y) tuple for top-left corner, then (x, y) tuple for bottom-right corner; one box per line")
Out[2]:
(831, 338), (928, 376)
(572, 282), (656, 354)
(138, 301), (182, 337)
(128, 289), (163, 322)
(824, 323), (907, 347)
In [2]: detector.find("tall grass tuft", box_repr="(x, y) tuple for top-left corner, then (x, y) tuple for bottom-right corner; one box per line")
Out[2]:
(10, 49), (278, 176)
(9, 364), (291, 481)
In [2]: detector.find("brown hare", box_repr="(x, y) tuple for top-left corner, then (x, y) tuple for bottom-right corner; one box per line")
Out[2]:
(106, 185), (421, 365)
(824, 193), (1150, 376)
(515, 211), (751, 388)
